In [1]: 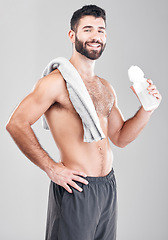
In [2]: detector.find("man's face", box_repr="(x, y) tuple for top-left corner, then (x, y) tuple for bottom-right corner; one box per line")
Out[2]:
(74, 16), (107, 60)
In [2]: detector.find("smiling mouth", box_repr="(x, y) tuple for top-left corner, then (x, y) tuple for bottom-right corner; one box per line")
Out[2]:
(87, 43), (101, 49)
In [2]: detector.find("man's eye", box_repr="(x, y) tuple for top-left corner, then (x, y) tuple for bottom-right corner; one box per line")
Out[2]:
(84, 29), (91, 32)
(99, 31), (104, 33)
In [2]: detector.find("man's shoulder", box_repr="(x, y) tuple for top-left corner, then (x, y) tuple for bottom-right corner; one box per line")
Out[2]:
(37, 69), (66, 91)
(31, 69), (67, 104)
(45, 69), (64, 84)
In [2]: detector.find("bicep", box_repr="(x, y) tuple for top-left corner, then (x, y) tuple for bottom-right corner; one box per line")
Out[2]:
(9, 75), (61, 125)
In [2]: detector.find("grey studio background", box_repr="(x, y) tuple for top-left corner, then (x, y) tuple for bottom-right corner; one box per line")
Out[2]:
(1, 0), (167, 239)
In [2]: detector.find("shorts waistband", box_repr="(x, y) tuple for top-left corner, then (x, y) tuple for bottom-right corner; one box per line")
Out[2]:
(84, 168), (114, 183)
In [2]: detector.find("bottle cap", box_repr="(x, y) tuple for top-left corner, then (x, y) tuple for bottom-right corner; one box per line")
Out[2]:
(128, 65), (144, 82)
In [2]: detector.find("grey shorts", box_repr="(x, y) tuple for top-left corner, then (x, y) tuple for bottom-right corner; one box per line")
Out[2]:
(45, 168), (118, 240)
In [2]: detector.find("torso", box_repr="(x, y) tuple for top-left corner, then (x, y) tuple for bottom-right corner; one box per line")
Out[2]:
(44, 70), (115, 177)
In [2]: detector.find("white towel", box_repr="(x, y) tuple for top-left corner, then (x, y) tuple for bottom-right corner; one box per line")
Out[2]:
(41, 57), (105, 143)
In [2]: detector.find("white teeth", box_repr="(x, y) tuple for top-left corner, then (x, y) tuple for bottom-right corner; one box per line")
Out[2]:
(87, 43), (100, 47)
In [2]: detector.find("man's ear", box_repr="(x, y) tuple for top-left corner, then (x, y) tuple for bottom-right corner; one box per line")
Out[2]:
(68, 30), (76, 43)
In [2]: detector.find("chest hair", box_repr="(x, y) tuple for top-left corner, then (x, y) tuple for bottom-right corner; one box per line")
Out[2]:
(83, 77), (114, 117)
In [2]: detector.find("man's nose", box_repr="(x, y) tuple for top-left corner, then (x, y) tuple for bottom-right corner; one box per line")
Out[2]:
(90, 31), (101, 42)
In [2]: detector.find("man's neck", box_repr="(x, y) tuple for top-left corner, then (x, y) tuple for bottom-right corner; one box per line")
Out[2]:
(69, 52), (96, 79)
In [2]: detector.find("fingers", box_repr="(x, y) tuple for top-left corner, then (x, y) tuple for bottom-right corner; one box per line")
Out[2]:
(63, 180), (86, 193)
(148, 86), (157, 95)
(67, 171), (89, 193)
(147, 79), (153, 85)
(147, 84), (156, 91)
(72, 175), (89, 185)
(68, 180), (85, 193)
(50, 164), (89, 194)
(130, 85), (136, 95)
(153, 93), (162, 100)
(147, 79), (162, 101)
(130, 78), (162, 109)
(62, 176), (89, 194)
(63, 183), (74, 193)
(72, 169), (87, 178)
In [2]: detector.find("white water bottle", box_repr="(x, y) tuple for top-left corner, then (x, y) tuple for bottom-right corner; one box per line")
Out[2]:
(128, 66), (159, 111)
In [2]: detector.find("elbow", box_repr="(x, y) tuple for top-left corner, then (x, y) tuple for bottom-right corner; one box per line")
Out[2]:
(110, 134), (129, 148)
(6, 117), (24, 134)
(6, 118), (17, 134)
(117, 142), (128, 148)
(116, 138), (129, 148)
(111, 138), (128, 148)
(115, 128), (130, 148)
(6, 119), (12, 132)
(116, 142), (128, 148)
(6, 116), (30, 134)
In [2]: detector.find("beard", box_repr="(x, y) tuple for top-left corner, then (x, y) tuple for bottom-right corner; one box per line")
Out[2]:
(75, 35), (106, 60)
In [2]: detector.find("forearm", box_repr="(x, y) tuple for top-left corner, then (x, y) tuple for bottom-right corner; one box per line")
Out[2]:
(118, 106), (153, 147)
(6, 120), (55, 172)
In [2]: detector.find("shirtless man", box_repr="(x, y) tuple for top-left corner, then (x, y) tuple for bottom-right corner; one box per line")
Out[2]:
(6, 4), (161, 240)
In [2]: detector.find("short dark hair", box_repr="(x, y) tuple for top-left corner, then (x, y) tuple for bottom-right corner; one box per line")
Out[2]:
(70, 5), (106, 32)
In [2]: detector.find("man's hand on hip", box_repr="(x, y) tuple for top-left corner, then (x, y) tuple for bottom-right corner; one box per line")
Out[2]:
(46, 162), (89, 193)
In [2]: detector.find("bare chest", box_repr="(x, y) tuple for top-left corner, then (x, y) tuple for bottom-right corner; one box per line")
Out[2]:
(50, 75), (114, 119)
(83, 78), (114, 117)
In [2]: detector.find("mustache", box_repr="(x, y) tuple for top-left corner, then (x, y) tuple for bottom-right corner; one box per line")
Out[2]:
(85, 40), (103, 46)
